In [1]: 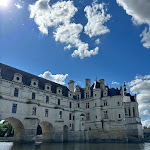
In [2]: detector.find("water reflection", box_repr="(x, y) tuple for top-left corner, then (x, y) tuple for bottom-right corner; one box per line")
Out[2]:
(1, 142), (150, 150)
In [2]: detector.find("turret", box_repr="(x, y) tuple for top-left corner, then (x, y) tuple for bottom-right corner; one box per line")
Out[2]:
(120, 86), (123, 95)
(124, 82), (127, 95)
(68, 80), (75, 92)
(99, 79), (105, 91)
(84, 78), (91, 98)
(85, 78), (91, 88)
(134, 94), (137, 101)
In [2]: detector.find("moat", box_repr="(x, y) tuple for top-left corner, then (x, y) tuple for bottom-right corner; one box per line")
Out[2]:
(0, 142), (150, 150)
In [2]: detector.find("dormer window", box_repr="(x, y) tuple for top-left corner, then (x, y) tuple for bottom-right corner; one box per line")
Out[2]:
(16, 77), (20, 81)
(45, 83), (51, 92)
(68, 91), (73, 98)
(13, 73), (22, 83)
(31, 79), (38, 88)
(57, 87), (62, 95)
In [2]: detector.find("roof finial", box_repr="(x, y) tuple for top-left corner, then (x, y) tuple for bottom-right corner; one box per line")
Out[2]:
(96, 75), (97, 81)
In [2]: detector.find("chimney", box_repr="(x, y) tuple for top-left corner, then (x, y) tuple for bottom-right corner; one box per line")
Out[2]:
(68, 80), (75, 92)
(85, 78), (91, 87)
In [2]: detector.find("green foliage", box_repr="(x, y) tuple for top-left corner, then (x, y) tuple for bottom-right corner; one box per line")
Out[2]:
(0, 121), (14, 137)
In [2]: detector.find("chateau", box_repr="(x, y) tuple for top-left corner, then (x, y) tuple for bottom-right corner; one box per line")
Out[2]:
(0, 63), (143, 143)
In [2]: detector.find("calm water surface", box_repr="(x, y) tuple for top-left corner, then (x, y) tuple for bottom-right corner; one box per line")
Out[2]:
(0, 142), (150, 150)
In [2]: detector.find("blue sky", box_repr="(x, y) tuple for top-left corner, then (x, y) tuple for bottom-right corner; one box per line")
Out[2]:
(0, 0), (150, 126)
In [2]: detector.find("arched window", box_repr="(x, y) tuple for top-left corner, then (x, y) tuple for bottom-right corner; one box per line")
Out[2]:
(14, 88), (19, 97)
(32, 107), (36, 116)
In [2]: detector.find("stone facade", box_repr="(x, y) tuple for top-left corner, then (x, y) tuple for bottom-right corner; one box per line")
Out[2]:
(0, 63), (143, 143)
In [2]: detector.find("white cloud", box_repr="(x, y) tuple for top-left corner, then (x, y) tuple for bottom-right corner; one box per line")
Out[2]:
(39, 71), (68, 85)
(142, 119), (150, 127)
(95, 38), (100, 44)
(14, 4), (22, 9)
(116, 0), (150, 49)
(128, 75), (150, 117)
(64, 44), (72, 50)
(84, 2), (111, 38)
(29, 0), (110, 59)
(112, 81), (119, 85)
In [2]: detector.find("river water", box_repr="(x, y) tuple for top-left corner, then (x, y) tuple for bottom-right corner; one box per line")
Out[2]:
(0, 142), (150, 150)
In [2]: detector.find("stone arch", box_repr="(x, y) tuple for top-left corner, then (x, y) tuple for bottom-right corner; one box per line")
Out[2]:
(5, 117), (25, 142)
(63, 125), (69, 142)
(37, 121), (54, 142)
(39, 121), (53, 134)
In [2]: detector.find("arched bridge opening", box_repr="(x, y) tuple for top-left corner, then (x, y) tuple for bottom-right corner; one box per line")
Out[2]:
(4, 117), (25, 142)
(36, 121), (54, 143)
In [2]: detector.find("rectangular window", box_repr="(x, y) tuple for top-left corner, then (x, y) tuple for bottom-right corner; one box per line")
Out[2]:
(32, 93), (35, 99)
(32, 107), (36, 116)
(104, 101), (107, 106)
(73, 116), (75, 120)
(133, 107), (135, 117)
(12, 104), (17, 113)
(45, 109), (48, 117)
(14, 88), (19, 97)
(59, 111), (62, 119)
(69, 102), (72, 108)
(58, 99), (60, 105)
(46, 96), (49, 104)
(78, 103), (80, 108)
(119, 114), (121, 118)
(69, 113), (72, 120)
(104, 111), (108, 119)
(129, 108), (131, 116)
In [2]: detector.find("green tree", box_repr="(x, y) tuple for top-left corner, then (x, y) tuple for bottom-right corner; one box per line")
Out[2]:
(0, 121), (14, 137)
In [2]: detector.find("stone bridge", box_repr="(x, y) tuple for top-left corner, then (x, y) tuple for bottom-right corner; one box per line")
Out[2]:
(0, 111), (69, 143)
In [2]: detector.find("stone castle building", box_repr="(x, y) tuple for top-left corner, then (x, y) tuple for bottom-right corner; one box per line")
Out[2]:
(0, 63), (143, 143)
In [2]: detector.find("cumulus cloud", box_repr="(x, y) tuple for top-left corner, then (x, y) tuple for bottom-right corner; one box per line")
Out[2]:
(29, 0), (110, 59)
(116, 0), (150, 49)
(128, 75), (150, 117)
(112, 81), (119, 85)
(39, 71), (68, 85)
(84, 2), (111, 38)
(142, 119), (150, 127)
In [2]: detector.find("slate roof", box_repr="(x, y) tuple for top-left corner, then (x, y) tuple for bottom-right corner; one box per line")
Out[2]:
(0, 63), (69, 97)
(108, 88), (121, 96)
